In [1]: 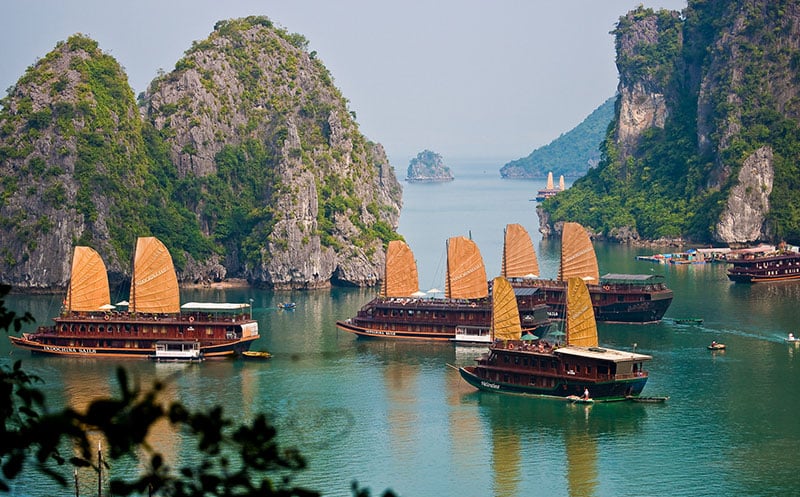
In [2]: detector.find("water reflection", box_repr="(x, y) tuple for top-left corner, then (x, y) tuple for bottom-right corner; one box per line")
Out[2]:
(468, 392), (648, 497)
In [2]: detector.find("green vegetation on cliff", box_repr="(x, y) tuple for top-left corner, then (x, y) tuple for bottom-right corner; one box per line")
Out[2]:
(500, 97), (614, 179)
(0, 16), (402, 289)
(542, 1), (800, 244)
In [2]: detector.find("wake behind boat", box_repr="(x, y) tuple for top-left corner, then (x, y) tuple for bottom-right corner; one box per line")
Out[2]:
(459, 276), (654, 402)
(9, 237), (259, 359)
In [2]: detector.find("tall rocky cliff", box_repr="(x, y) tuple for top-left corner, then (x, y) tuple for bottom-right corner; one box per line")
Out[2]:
(539, 0), (800, 246)
(0, 17), (402, 291)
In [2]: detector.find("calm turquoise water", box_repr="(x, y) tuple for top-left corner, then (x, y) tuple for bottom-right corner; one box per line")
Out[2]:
(4, 163), (800, 497)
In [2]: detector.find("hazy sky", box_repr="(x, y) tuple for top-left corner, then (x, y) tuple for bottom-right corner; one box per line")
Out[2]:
(2, 0), (686, 167)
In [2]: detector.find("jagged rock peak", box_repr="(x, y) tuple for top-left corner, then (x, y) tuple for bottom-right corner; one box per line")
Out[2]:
(0, 19), (403, 291)
(0, 34), (150, 290)
(406, 149), (453, 182)
(141, 15), (402, 289)
(538, 0), (800, 246)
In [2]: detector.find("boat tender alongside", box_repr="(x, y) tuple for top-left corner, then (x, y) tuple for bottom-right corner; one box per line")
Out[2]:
(9, 237), (259, 359)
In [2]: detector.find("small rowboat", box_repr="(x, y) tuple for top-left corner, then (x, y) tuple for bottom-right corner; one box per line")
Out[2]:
(566, 395), (594, 404)
(665, 317), (703, 325)
(242, 350), (272, 360)
(786, 334), (800, 343)
(708, 342), (726, 350)
(626, 395), (670, 403)
(278, 302), (297, 310)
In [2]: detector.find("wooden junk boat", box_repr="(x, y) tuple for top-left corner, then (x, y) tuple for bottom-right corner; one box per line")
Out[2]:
(336, 238), (551, 342)
(458, 276), (654, 402)
(726, 246), (800, 283)
(534, 172), (565, 202)
(9, 237), (259, 359)
(506, 222), (673, 323)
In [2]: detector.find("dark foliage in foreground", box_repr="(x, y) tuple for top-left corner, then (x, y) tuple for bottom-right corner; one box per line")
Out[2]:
(0, 285), (396, 496)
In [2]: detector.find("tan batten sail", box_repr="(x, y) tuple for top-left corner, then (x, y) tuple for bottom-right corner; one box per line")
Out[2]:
(381, 240), (419, 297)
(558, 222), (600, 283)
(131, 237), (180, 313)
(566, 277), (598, 347)
(67, 247), (111, 312)
(491, 277), (522, 341)
(445, 236), (488, 300)
(501, 223), (539, 278)
(546, 171), (554, 190)
(559, 175), (565, 191)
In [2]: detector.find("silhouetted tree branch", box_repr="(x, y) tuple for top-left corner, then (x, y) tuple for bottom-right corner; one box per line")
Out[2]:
(0, 285), (396, 496)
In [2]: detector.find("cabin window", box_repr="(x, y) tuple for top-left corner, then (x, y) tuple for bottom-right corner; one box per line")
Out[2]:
(575, 365), (581, 373)
(523, 358), (529, 366)
(514, 357), (519, 365)
(99, 326), (105, 332)
(586, 366), (592, 375)
(503, 356), (510, 363)
(89, 326), (95, 333)
(503, 374), (510, 382)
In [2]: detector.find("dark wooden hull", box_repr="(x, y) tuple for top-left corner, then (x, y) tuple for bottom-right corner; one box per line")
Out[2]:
(511, 279), (673, 324)
(459, 366), (648, 402)
(727, 253), (800, 283)
(336, 296), (551, 342)
(9, 312), (259, 359)
(458, 341), (651, 402)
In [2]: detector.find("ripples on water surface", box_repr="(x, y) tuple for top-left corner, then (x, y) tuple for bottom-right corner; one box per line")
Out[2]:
(4, 165), (800, 496)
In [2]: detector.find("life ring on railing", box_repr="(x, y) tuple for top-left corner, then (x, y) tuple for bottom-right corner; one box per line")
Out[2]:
(508, 343), (514, 350)
(602, 285), (611, 291)
(104, 314), (110, 321)
(188, 316), (195, 323)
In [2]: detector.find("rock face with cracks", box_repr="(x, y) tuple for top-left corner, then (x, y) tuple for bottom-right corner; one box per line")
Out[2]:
(538, 2), (800, 245)
(0, 17), (402, 291)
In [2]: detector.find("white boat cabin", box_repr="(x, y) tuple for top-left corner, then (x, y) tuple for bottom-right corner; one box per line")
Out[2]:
(152, 341), (203, 362)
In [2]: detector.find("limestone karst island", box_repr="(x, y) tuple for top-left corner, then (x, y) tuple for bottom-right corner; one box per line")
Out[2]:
(0, 17), (403, 292)
(405, 150), (454, 182)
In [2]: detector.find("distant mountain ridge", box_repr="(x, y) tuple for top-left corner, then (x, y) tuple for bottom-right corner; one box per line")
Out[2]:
(500, 97), (614, 179)
(0, 17), (402, 291)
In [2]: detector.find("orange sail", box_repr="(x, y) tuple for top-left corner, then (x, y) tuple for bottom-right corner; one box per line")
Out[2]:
(501, 223), (539, 278)
(445, 236), (488, 300)
(546, 171), (554, 190)
(66, 247), (111, 312)
(491, 277), (522, 341)
(131, 237), (180, 313)
(558, 222), (599, 283)
(565, 277), (598, 347)
(381, 240), (419, 297)
(559, 175), (565, 190)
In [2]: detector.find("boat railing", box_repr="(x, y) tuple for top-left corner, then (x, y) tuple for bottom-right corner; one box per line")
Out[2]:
(61, 311), (253, 323)
(372, 297), (490, 308)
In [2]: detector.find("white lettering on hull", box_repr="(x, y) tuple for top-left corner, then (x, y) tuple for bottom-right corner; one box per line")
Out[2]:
(43, 345), (97, 354)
